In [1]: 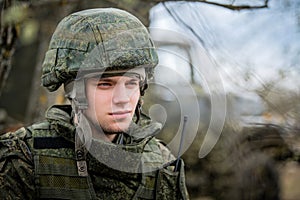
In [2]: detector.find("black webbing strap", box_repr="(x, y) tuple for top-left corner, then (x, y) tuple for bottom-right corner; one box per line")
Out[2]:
(34, 137), (74, 149)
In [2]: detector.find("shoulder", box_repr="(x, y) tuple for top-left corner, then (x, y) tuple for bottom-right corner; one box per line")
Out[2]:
(0, 126), (34, 176)
(149, 137), (176, 163)
(0, 126), (29, 140)
(0, 121), (53, 159)
(27, 120), (55, 137)
(0, 126), (38, 198)
(0, 120), (53, 139)
(0, 126), (32, 156)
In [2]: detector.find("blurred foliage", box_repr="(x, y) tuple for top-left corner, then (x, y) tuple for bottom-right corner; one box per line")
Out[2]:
(2, 4), (39, 45)
(2, 3), (28, 25)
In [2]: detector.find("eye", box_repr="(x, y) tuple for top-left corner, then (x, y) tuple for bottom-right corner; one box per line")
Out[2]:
(97, 82), (112, 89)
(126, 80), (139, 88)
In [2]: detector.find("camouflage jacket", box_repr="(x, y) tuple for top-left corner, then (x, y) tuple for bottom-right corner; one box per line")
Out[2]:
(0, 105), (189, 199)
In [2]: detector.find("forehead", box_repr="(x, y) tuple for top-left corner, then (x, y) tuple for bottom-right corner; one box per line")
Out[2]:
(87, 75), (139, 82)
(83, 70), (141, 79)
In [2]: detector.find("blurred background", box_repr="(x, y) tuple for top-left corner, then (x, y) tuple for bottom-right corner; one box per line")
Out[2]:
(1, 0), (300, 199)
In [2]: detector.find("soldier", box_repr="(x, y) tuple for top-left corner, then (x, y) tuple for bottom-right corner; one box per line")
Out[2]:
(0, 8), (189, 199)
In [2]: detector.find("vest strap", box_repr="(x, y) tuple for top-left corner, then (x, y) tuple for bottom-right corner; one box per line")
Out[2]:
(34, 137), (74, 149)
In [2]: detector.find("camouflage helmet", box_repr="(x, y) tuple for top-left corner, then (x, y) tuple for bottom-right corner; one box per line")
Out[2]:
(41, 8), (158, 92)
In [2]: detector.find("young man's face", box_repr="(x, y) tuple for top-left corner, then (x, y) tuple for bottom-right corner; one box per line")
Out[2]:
(85, 75), (140, 133)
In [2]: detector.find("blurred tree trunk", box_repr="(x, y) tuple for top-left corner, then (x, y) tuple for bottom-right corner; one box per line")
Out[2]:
(0, 0), (18, 97)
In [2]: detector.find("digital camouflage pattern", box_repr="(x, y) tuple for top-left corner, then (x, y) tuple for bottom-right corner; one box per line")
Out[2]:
(0, 127), (35, 199)
(0, 105), (189, 199)
(42, 8), (158, 92)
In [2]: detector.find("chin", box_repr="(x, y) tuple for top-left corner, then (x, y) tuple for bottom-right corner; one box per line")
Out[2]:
(108, 122), (130, 133)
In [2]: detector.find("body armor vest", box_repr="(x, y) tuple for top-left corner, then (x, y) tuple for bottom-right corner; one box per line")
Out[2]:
(26, 105), (189, 200)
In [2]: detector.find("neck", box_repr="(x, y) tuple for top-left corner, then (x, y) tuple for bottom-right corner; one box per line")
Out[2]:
(90, 125), (118, 142)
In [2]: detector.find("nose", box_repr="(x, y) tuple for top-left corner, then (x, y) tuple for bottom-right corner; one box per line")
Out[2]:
(112, 83), (130, 104)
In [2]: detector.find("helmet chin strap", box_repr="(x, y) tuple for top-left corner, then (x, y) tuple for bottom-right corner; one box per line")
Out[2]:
(73, 79), (88, 110)
(135, 99), (143, 123)
(135, 79), (147, 123)
(73, 107), (90, 177)
(68, 78), (90, 177)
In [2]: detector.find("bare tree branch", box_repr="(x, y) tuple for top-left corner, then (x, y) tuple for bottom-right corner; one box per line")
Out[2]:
(142, 0), (269, 10)
(199, 0), (269, 10)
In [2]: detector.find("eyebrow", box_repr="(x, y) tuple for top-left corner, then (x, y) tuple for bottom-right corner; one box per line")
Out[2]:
(94, 77), (140, 82)
(98, 78), (115, 82)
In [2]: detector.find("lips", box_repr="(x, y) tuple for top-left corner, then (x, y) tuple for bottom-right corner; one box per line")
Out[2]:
(109, 110), (132, 119)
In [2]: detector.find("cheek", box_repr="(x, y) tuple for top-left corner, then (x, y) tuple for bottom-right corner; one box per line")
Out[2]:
(86, 89), (96, 109)
(92, 92), (110, 110)
(131, 90), (140, 105)
(86, 88), (106, 113)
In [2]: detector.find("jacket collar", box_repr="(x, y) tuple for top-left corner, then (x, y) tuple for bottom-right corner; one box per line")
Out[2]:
(45, 105), (162, 144)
